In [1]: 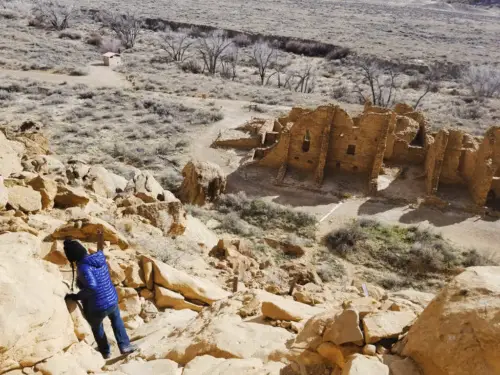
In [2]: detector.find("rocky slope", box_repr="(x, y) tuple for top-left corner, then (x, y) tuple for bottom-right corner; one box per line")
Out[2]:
(1, 124), (499, 375)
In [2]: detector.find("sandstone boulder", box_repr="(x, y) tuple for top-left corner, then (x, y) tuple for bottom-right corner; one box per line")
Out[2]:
(51, 217), (129, 249)
(66, 300), (93, 342)
(343, 297), (381, 317)
(0, 176), (8, 210)
(0, 233), (76, 373)
(151, 257), (230, 305)
(265, 237), (305, 257)
(403, 267), (500, 375)
(125, 171), (165, 203)
(261, 296), (324, 322)
(0, 216), (39, 236)
(124, 263), (146, 288)
(154, 285), (204, 312)
(122, 200), (187, 236)
(342, 354), (390, 375)
(119, 294), (142, 321)
(68, 165), (127, 199)
(119, 359), (178, 375)
(7, 185), (42, 213)
(389, 357), (423, 375)
(27, 175), (57, 210)
(317, 342), (360, 369)
(183, 356), (285, 375)
(0, 130), (23, 178)
(292, 310), (339, 352)
(54, 185), (89, 208)
(323, 309), (364, 346)
(179, 160), (227, 206)
(363, 311), (416, 344)
(141, 295), (294, 364)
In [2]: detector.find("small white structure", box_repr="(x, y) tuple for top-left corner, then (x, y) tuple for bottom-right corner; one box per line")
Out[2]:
(102, 52), (122, 67)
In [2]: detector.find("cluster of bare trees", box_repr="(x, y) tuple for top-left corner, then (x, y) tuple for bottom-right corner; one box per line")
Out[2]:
(31, 0), (76, 30)
(158, 29), (317, 92)
(463, 64), (500, 98)
(100, 11), (142, 49)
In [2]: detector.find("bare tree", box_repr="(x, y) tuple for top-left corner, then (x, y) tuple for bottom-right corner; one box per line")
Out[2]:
(31, 0), (76, 30)
(354, 58), (397, 107)
(220, 45), (239, 80)
(196, 30), (233, 75)
(251, 40), (277, 85)
(160, 28), (195, 62)
(463, 64), (500, 98)
(266, 55), (291, 88)
(101, 11), (142, 49)
(413, 63), (442, 109)
(284, 64), (316, 93)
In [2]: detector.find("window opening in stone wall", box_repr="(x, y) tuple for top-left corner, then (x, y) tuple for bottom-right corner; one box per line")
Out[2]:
(336, 161), (341, 168)
(353, 166), (358, 172)
(347, 145), (356, 155)
(307, 160), (313, 164)
(410, 126), (425, 147)
(302, 130), (311, 152)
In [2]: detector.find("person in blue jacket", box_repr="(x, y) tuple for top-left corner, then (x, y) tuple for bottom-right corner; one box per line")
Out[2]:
(64, 238), (136, 359)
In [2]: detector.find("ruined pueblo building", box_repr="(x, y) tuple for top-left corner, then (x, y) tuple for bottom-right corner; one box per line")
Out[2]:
(213, 103), (500, 210)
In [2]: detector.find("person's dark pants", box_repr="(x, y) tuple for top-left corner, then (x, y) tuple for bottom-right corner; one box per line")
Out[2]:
(86, 304), (131, 356)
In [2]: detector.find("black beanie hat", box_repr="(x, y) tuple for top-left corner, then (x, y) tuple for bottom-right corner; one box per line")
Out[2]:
(63, 239), (88, 263)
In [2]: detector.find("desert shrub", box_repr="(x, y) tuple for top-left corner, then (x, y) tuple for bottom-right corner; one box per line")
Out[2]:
(325, 47), (350, 60)
(232, 33), (252, 47)
(325, 219), (496, 289)
(463, 64), (500, 98)
(406, 79), (423, 89)
(316, 261), (346, 282)
(181, 59), (202, 74)
(216, 192), (317, 237)
(331, 85), (348, 100)
(86, 32), (102, 46)
(59, 30), (81, 40)
(0, 90), (13, 101)
(284, 40), (331, 56)
(78, 91), (95, 99)
(100, 37), (122, 53)
(161, 28), (195, 62)
(453, 103), (485, 120)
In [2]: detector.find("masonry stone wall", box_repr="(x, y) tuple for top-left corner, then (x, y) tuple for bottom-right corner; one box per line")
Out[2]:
(221, 103), (500, 209)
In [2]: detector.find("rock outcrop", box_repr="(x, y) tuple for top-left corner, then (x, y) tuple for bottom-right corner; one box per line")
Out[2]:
(179, 161), (227, 206)
(125, 171), (166, 203)
(51, 217), (129, 249)
(403, 266), (500, 375)
(0, 233), (77, 373)
(6, 185), (42, 213)
(151, 257), (230, 305)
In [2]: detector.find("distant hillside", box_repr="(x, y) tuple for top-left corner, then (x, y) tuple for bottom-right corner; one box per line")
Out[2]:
(446, 0), (500, 5)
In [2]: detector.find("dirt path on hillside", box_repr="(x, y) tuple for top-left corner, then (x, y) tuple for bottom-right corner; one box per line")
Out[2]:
(0, 63), (131, 88)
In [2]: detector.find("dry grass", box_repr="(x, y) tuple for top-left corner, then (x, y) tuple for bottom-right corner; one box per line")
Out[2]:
(325, 219), (497, 290)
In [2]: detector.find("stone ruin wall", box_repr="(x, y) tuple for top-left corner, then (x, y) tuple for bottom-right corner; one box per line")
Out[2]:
(235, 102), (500, 209)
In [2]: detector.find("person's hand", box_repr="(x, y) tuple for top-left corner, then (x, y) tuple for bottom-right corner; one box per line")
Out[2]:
(65, 293), (78, 301)
(96, 226), (104, 251)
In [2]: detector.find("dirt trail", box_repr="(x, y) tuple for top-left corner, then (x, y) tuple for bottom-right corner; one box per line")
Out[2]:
(0, 63), (131, 88)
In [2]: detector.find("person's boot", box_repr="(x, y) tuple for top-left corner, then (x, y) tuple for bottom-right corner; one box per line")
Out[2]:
(120, 344), (137, 355)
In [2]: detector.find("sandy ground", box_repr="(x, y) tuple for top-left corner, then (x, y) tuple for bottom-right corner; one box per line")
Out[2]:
(0, 64), (131, 88)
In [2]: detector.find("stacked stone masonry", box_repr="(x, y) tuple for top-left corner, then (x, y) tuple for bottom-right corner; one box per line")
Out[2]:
(215, 102), (500, 210)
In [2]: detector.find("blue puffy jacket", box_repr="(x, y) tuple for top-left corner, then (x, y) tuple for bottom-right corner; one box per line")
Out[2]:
(76, 251), (118, 312)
